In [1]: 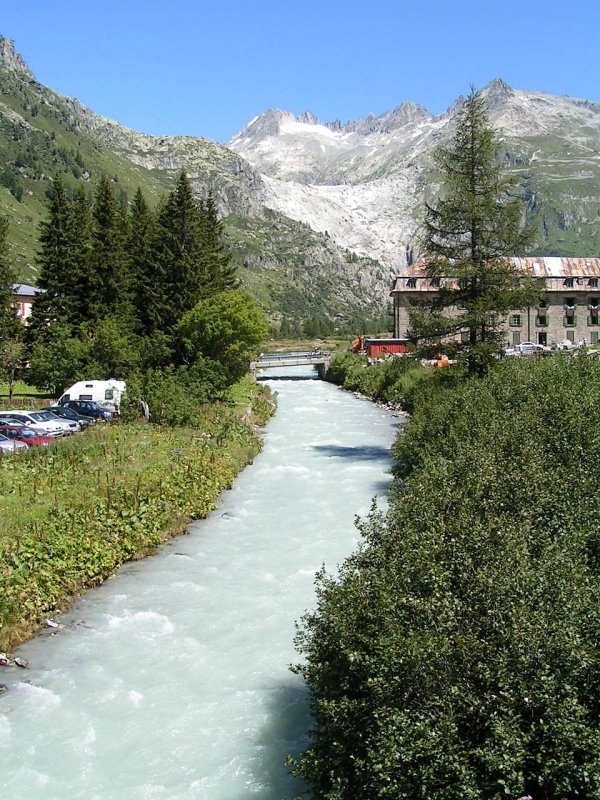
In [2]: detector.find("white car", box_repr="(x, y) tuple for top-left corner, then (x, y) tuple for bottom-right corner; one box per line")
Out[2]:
(556, 339), (580, 351)
(507, 342), (551, 356)
(0, 432), (28, 454)
(0, 410), (79, 437)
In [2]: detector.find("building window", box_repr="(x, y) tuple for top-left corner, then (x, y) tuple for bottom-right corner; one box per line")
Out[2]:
(460, 331), (469, 343)
(592, 331), (599, 344)
(430, 278), (440, 288)
(589, 278), (598, 288)
(536, 314), (548, 327)
(538, 332), (547, 346)
(512, 331), (521, 346)
(509, 314), (522, 327)
(563, 297), (576, 326)
(567, 329), (575, 343)
(563, 278), (574, 288)
(539, 298), (549, 308)
(406, 278), (417, 288)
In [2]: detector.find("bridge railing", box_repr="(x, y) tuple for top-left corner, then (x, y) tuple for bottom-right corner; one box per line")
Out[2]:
(258, 351), (329, 362)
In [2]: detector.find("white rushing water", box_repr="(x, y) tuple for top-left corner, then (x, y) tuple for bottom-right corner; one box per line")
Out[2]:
(0, 367), (399, 799)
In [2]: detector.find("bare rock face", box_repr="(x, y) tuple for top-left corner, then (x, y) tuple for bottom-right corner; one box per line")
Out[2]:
(229, 80), (600, 270)
(0, 37), (34, 79)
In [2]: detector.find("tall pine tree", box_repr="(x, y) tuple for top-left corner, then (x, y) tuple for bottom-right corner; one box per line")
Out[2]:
(0, 215), (18, 344)
(28, 175), (83, 342)
(150, 171), (205, 336)
(87, 175), (129, 321)
(198, 192), (237, 297)
(410, 88), (540, 373)
(128, 187), (157, 335)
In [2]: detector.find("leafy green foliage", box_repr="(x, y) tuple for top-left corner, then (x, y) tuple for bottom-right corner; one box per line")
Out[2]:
(294, 355), (600, 799)
(27, 323), (90, 396)
(122, 362), (229, 426)
(179, 289), (269, 383)
(324, 352), (428, 405)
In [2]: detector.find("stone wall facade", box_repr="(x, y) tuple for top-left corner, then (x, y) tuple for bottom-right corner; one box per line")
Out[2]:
(391, 258), (600, 347)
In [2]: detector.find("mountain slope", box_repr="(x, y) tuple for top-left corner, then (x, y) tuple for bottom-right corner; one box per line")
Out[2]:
(229, 79), (600, 268)
(2, 34), (600, 325)
(0, 37), (388, 321)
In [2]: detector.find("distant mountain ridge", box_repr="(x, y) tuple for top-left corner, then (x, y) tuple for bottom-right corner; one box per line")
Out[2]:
(0, 37), (388, 323)
(228, 79), (600, 270)
(1, 35), (599, 325)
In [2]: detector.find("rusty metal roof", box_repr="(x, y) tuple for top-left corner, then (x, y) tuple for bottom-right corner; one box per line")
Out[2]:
(391, 258), (600, 293)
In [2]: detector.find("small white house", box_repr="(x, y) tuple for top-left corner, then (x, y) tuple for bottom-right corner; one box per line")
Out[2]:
(58, 380), (126, 409)
(11, 283), (43, 323)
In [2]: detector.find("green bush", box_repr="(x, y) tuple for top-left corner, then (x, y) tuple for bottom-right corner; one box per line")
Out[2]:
(324, 352), (429, 405)
(122, 362), (229, 427)
(294, 355), (600, 799)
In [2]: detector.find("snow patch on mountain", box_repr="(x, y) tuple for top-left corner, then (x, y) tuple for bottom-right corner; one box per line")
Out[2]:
(229, 81), (600, 272)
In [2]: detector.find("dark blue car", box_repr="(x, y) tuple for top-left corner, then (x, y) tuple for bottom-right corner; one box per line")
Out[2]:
(59, 400), (114, 421)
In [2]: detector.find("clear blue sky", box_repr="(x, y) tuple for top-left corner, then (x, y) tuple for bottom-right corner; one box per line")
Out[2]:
(2, 0), (599, 144)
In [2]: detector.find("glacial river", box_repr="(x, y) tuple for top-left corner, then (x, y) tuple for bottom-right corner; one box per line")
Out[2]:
(0, 367), (398, 799)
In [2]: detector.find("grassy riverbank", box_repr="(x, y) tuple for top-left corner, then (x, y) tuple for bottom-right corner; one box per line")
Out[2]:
(0, 378), (274, 651)
(323, 351), (431, 407)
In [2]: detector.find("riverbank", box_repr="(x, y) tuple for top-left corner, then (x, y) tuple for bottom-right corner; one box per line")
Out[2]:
(322, 351), (431, 410)
(0, 378), (275, 652)
(294, 355), (600, 799)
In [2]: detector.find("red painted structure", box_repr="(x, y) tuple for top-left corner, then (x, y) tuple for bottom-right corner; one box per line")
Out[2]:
(363, 338), (410, 358)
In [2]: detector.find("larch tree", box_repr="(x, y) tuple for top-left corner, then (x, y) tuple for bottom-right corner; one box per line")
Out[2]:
(409, 88), (541, 373)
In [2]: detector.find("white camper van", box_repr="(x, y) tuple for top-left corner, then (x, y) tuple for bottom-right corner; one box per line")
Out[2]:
(58, 380), (126, 411)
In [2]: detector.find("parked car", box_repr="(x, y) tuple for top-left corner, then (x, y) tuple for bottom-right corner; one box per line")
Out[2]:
(0, 417), (49, 437)
(0, 432), (28, 454)
(556, 339), (580, 351)
(506, 342), (550, 356)
(58, 400), (115, 421)
(0, 425), (54, 448)
(0, 410), (77, 437)
(46, 405), (94, 429)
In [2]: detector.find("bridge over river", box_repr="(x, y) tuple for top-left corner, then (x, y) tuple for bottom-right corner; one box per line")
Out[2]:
(251, 350), (332, 376)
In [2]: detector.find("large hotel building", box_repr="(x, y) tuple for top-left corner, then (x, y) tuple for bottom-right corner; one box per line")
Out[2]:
(391, 258), (600, 347)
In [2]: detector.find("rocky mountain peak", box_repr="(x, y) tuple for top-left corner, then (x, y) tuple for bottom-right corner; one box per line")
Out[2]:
(228, 108), (296, 146)
(481, 77), (515, 107)
(0, 36), (35, 79)
(297, 110), (320, 125)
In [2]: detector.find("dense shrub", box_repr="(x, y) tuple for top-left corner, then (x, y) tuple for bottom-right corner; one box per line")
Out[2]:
(122, 361), (229, 426)
(294, 355), (600, 799)
(324, 352), (428, 405)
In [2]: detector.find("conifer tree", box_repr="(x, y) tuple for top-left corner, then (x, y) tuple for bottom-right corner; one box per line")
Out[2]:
(150, 171), (205, 335)
(128, 187), (156, 334)
(87, 175), (129, 321)
(198, 192), (237, 297)
(28, 175), (84, 343)
(410, 88), (541, 373)
(0, 215), (18, 344)
(68, 184), (93, 324)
